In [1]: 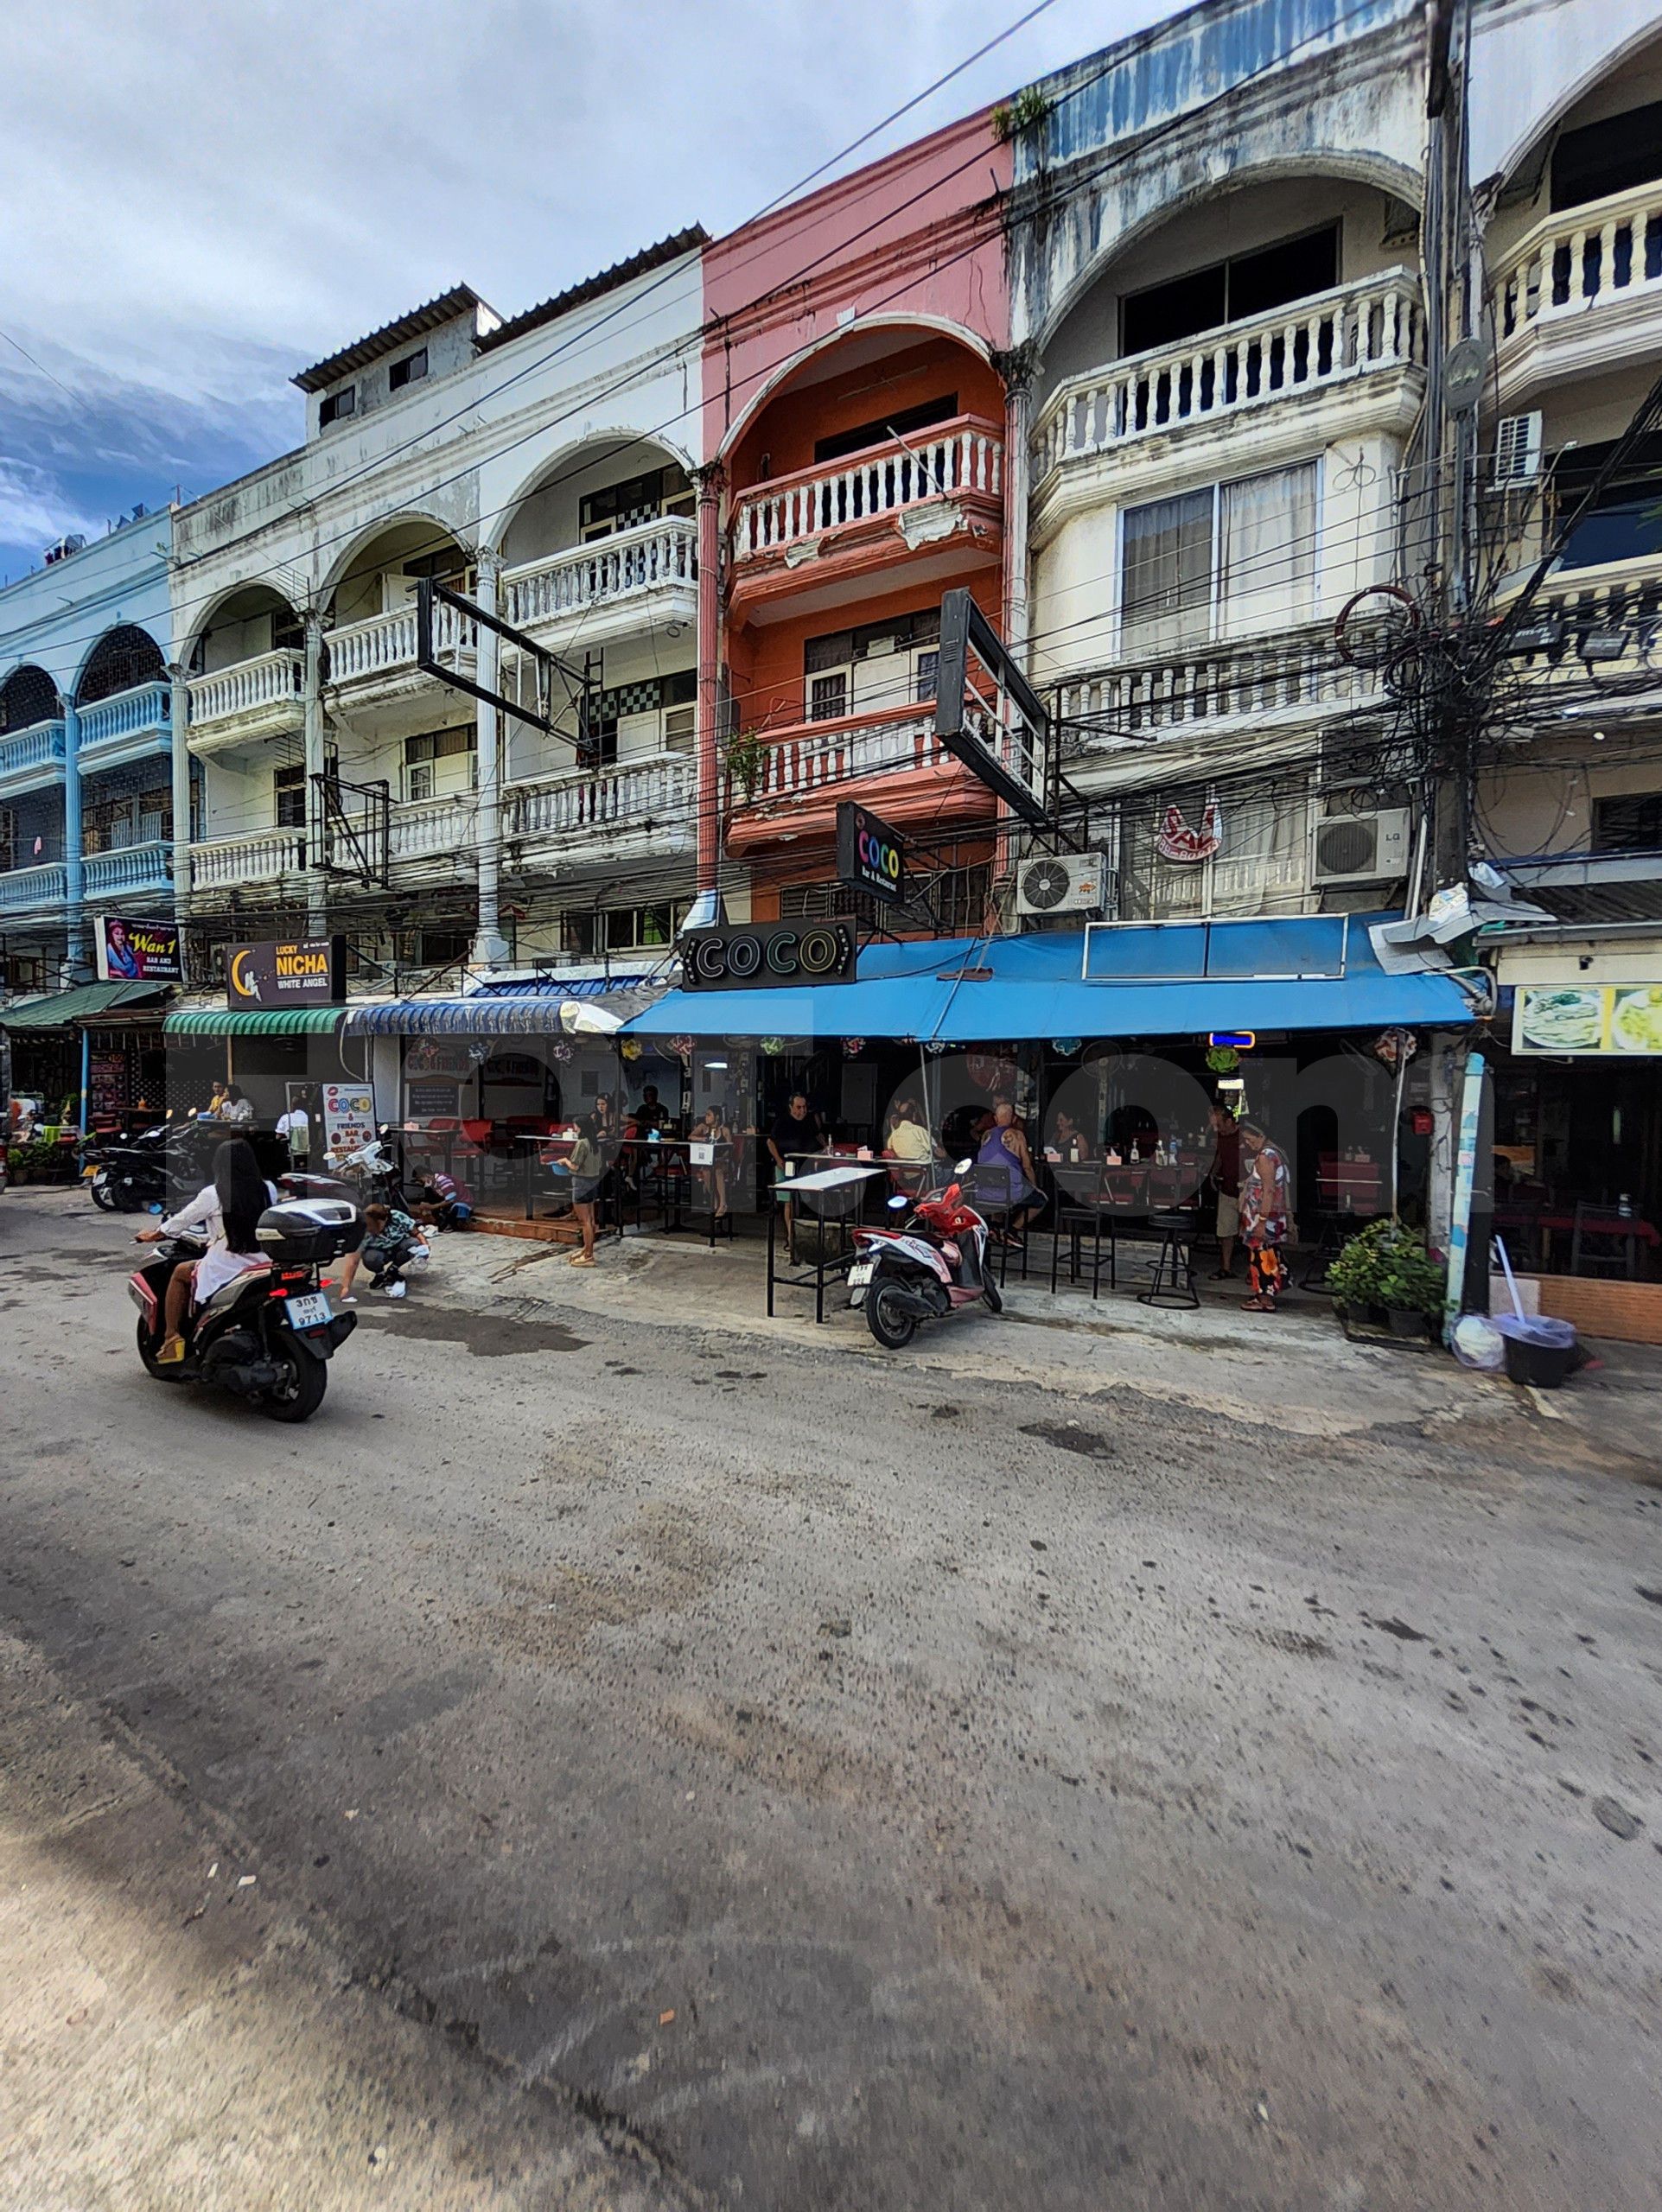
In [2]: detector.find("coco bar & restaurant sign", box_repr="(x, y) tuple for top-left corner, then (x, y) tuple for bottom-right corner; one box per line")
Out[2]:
(837, 799), (907, 907)
(681, 921), (856, 991)
(225, 936), (347, 1010)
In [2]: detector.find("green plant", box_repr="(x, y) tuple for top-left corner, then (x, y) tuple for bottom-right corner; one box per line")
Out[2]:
(1328, 1217), (1447, 1316)
(991, 85), (1054, 142)
(723, 726), (769, 802)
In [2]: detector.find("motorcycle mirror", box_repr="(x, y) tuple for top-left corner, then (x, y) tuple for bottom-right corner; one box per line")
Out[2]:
(955, 1158), (973, 1174)
(886, 1192), (909, 1211)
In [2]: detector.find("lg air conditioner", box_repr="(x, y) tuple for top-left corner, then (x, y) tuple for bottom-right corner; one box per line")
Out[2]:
(1493, 412), (1543, 487)
(1016, 849), (1111, 918)
(1311, 809), (1412, 886)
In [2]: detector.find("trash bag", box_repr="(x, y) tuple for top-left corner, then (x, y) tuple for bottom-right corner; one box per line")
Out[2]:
(1450, 1313), (1506, 1370)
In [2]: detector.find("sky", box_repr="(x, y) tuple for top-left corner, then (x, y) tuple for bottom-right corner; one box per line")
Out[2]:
(0, 0), (1174, 588)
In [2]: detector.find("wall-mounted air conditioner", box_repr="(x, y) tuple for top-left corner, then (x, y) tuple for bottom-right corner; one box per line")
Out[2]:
(1311, 808), (1412, 886)
(1493, 411), (1542, 486)
(1016, 849), (1111, 918)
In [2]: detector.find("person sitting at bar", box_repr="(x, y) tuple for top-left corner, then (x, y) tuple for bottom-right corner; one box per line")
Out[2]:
(883, 1097), (938, 1164)
(219, 1083), (254, 1127)
(975, 1098), (1045, 1240)
(634, 1084), (673, 1136)
(1050, 1109), (1094, 1166)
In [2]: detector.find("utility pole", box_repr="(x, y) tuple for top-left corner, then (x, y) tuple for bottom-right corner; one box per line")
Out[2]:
(470, 547), (511, 971)
(302, 609), (327, 936)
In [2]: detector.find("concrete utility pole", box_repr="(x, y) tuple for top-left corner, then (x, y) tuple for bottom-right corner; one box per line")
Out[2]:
(302, 609), (327, 936)
(470, 547), (512, 971)
(693, 462), (726, 905)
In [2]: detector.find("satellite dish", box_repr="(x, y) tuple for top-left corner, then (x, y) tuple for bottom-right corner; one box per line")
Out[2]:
(1444, 336), (1487, 413)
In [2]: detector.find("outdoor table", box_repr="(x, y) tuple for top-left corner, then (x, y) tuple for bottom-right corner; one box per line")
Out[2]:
(1047, 1160), (1118, 1297)
(767, 1164), (888, 1323)
(629, 1135), (736, 1248)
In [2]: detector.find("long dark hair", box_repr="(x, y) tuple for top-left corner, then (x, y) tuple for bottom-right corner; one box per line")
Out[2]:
(213, 1139), (267, 1255)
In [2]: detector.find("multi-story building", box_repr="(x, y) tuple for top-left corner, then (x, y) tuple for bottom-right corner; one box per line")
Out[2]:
(0, 511), (175, 997)
(171, 232), (706, 982)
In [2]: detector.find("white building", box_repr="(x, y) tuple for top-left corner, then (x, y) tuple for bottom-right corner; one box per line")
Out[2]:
(171, 230), (706, 984)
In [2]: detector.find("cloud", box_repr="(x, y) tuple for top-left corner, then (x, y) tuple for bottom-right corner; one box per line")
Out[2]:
(0, 0), (1164, 580)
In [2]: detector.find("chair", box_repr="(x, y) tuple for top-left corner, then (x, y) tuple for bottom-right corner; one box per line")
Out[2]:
(1570, 1203), (1640, 1280)
(968, 1160), (1030, 1287)
(1048, 1162), (1116, 1297)
(1137, 1210), (1200, 1310)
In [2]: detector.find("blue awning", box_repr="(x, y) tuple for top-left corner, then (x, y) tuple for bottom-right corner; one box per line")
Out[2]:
(620, 919), (1479, 1044)
(344, 981), (661, 1037)
(468, 974), (653, 998)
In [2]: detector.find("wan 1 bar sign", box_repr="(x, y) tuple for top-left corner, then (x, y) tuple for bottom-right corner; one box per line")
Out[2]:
(225, 937), (347, 1010)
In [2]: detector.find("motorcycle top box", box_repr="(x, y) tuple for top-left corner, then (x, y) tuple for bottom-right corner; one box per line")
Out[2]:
(255, 1198), (363, 1265)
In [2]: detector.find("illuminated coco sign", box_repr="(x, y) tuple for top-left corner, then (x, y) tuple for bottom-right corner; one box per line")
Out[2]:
(837, 799), (906, 907)
(681, 922), (856, 992)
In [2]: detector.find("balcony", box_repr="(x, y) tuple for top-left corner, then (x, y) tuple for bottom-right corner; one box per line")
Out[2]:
(1031, 271), (1423, 499)
(0, 861), (68, 918)
(1495, 179), (1662, 397)
(508, 755), (692, 871)
(0, 719), (67, 801)
(78, 681), (170, 774)
(83, 840), (173, 901)
(502, 518), (697, 653)
(1496, 848), (1662, 928)
(725, 702), (995, 854)
(385, 792), (478, 881)
(188, 650), (304, 754)
(1053, 623), (1379, 757)
(728, 416), (1003, 621)
(1119, 846), (1312, 922)
(326, 598), (476, 709)
(1495, 552), (1662, 705)
(188, 827), (306, 897)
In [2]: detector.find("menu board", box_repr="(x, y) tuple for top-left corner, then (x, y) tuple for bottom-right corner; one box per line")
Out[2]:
(1512, 983), (1662, 1056)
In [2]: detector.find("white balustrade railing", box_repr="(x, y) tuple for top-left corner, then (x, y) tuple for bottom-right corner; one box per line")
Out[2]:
(741, 707), (947, 802)
(328, 599), (475, 684)
(503, 518), (697, 630)
(188, 828), (305, 888)
(510, 757), (691, 842)
(388, 793), (475, 864)
(188, 649), (304, 728)
(78, 681), (169, 753)
(84, 841), (172, 897)
(1054, 626), (1368, 741)
(732, 415), (1004, 560)
(0, 719), (67, 782)
(1495, 552), (1662, 686)
(1498, 180), (1662, 342)
(0, 861), (67, 913)
(1032, 271), (1423, 480)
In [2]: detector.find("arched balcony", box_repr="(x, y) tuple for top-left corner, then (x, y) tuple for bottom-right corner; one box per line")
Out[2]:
(322, 517), (476, 703)
(186, 585), (306, 753)
(0, 664), (69, 918)
(74, 624), (170, 776)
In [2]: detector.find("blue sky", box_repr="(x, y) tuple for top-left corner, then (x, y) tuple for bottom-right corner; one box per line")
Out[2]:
(0, 0), (1168, 586)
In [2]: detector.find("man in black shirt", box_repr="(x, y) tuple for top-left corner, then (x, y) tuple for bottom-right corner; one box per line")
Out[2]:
(767, 1091), (830, 1262)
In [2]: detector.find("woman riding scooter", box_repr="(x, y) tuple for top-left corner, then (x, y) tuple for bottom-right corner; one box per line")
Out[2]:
(135, 1139), (278, 1363)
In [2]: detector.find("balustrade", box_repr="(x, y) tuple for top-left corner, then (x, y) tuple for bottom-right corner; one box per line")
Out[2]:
(0, 862), (67, 914)
(188, 828), (305, 888)
(503, 518), (697, 629)
(732, 416), (1003, 560)
(188, 650), (303, 728)
(78, 681), (169, 755)
(1498, 180), (1662, 341)
(83, 841), (172, 897)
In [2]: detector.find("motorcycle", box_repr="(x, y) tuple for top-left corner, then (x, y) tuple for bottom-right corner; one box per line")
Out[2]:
(128, 1197), (364, 1422)
(846, 1168), (1002, 1350)
(83, 1121), (172, 1212)
(280, 1129), (404, 1210)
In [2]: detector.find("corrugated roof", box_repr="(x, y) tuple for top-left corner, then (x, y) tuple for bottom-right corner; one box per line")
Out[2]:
(478, 228), (709, 353)
(164, 1007), (347, 1037)
(293, 285), (496, 393)
(1, 981), (169, 1030)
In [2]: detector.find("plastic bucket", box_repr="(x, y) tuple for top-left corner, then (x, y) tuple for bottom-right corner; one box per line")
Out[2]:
(1493, 1313), (1579, 1389)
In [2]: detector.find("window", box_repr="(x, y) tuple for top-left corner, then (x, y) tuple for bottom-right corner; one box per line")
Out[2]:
(1118, 776), (1309, 919)
(319, 385), (357, 428)
(404, 727), (475, 803)
(388, 347), (428, 391)
(0, 805), (13, 872)
(1121, 226), (1339, 355)
(562, 901), (685, 956)
(415, 927), (471, 968)
(1593, 792), (1662, 852)
(812, 394), (958, 467)
(577, 669), (696, 765)
(578, 463), (693, 542)
(1551, 434), (1662, 570)
(810, 673), (849, 721)
(803, 607), (943, 719)
(1551, 98), (1662, 213)
(274, 764), (307, 829)
(1120, 462), (1318, 658)
(83, 789), (171, 855)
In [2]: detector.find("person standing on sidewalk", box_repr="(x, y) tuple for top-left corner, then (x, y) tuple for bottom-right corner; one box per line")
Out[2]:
(1207, 1101), (1241, 1281)
(276, 1095), (311, 1173)
(1239, 1118), (1292, 1313)
(566, 1113), (603, 1268)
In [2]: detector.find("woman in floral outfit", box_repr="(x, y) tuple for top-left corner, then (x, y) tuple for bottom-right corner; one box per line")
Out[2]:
(1239, 1118), (1292, 1312)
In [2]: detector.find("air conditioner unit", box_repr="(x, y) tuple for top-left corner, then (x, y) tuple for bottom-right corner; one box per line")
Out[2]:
(1493, 411), (1542, 486)
(1016, 849), (1111, 918)
(1312, 808), (1412, 886)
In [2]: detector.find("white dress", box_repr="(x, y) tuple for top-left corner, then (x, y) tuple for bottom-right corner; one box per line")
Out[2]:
(160, 1181), (279, 1303)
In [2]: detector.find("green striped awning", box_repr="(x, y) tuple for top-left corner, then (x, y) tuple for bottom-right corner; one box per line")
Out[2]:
(2, 982), (169, 1030)
(163, 1007), (347, 1037)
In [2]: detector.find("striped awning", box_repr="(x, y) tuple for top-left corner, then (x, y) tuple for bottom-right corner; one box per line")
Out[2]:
(468, 974), (652, 999)
(2, 981), (169, 1030)
(163, 1006), (347, 1037)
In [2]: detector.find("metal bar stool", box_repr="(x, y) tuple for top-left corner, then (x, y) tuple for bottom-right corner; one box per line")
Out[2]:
(1137, 1209), (1200, 1310)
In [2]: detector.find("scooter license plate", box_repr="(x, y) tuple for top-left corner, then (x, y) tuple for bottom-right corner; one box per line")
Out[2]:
(847, 1261), (875, 1287)
(82, 1165), (99, 1179)
(285, 1292), (333, 1330)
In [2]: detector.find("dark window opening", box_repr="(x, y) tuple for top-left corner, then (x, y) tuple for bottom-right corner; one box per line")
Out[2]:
(273, 763), (307, 830)
(401, 545), (469, 584)
(1121, 225), (1339, 356)
(813, 394), (958, 466)
(414, 926), (469, 967)
(319, 385), (357, 427)
(1551, 433), (1662, 569)
(1551, 98), (1662, 213)
(579, 463), (693, 539)
(1594, 791), (1662, 851)
(0, 805), (13, 872)
(388, 347), (429, 391)
(78, 623), (166, 706)
(83, 786), (171, 854)
(809, 673), (849, 721)
(0, 664), (58, 733)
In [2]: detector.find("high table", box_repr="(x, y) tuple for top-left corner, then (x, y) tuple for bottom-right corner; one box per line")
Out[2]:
(767, 1164), (888, 1322)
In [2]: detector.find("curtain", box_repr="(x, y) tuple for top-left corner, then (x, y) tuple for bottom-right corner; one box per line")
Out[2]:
(1219, 463), (1317, 639)
(1121, 490), (1213, 659)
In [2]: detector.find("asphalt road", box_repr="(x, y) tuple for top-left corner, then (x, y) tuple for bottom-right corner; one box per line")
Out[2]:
(3, 1189), (1660, 2210)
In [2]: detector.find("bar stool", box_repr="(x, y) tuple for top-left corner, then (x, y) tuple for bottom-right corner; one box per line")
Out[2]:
(1137, 1209), (1200, 1310)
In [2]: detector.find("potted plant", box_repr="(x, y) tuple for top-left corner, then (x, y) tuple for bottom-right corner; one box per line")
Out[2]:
(1375, 1238), (1447, 1338)
(1328, 1217), (1391, 1325)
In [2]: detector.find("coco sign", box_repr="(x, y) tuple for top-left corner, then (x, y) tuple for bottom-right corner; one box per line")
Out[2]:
(837, 799), (906, 907)
(681, 922), (856, 991)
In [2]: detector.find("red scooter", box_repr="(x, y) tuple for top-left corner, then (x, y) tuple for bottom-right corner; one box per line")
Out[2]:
(847, 1172), (1002, 1349)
